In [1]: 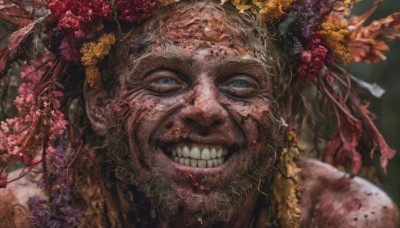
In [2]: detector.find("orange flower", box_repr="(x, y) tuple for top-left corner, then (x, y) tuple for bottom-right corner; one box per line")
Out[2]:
(80, 33), (116, 86)
(348, 8), (400, 63)
(319, 17), (351, 63)
(252, 0), (292, 21)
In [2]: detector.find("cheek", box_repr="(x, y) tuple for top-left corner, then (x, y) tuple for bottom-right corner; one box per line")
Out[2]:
(224, 99), (271, 143)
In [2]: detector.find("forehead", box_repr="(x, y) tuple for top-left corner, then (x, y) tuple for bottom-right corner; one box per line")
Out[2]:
(120, 3), (265, 62)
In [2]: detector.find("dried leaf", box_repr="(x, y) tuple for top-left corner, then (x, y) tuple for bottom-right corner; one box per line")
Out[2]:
(356, 102), (396, 173)
(0, 2), (32, 27)
(7, 21), (36, 57)
(7, 13), (48, 58)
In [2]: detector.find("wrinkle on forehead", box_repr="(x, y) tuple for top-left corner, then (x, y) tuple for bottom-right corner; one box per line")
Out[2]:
(159, 6), (250, 56)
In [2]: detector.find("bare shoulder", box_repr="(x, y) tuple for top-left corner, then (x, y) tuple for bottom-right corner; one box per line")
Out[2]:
(298, 158), (400, 228)
(0, 170), (43, 227)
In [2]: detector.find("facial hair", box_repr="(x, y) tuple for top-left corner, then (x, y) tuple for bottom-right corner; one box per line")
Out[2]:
(103, 112), (283, 226)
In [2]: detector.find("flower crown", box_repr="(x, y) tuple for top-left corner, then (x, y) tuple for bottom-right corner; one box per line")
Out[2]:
(0, 0), (399, 188)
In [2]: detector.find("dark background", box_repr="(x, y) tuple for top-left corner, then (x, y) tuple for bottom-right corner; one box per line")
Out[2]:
(0, 0), (399, 205)
(350, 0), (400, 205)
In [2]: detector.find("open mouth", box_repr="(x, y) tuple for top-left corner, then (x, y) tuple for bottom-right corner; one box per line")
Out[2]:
(161, 144), (238, 168)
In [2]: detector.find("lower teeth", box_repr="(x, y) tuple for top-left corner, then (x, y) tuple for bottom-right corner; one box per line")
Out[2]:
(173, 156), (224, 168)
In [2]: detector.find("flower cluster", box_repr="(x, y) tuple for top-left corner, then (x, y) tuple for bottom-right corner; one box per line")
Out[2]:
(48, 0), (112, 39)
(0, 55), (67, 187)
(80, 33), (116, 87)
(296, 37), (328, 81)
(28, 142), (82, 227)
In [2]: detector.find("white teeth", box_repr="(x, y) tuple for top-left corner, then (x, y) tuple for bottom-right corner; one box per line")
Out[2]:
(198, 160), (206, 168)
(184, 158), (191, 166)
(177, 147), (183, 157)
(210, 148), (217, 158)
(217, 149), (222, 158)
(191, 159), (198, 167)
(201, 148), (211, 160)
(190, 147), (201, 159)
(182, 146), (190, 158)
(212, 159), (218, 166)
(170, 145), (229, 168)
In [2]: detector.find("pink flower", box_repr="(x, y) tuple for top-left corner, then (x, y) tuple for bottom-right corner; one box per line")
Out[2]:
(296, 37), (328, 81)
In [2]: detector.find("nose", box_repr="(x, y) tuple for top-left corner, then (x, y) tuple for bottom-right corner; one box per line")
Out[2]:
(179, 83), (228, 128)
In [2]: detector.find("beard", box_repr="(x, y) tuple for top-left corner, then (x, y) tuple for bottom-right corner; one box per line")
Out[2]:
(103, 113), (283, 226)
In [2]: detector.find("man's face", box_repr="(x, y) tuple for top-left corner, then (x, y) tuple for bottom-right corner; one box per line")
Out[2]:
(106, 4), (282, 224)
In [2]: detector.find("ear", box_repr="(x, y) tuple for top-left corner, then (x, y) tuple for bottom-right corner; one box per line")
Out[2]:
(84, 82), (111, 136)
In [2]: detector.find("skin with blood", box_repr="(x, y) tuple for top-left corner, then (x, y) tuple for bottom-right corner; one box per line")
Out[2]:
(0, 2), (399, 227)
(103, 4), (277, 226)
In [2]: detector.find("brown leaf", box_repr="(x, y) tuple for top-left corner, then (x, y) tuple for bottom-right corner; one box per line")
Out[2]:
(0, 2), (32, 27)
(7, 21), (36, 57)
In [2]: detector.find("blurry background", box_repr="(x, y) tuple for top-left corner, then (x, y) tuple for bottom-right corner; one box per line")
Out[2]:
(350, 0), (400, 205)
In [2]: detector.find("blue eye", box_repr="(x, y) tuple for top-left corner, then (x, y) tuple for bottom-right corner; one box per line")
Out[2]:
(157, 77), (175, 84)
(231, 80), (248, 88)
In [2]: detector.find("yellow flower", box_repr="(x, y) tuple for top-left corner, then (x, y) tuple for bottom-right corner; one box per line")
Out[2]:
(80, 33), (116, 87)
(85, 66), (101, 88)
(228, 0), (251, 13)
(320, 18), (351, 63)
(253, 0), (292, 21)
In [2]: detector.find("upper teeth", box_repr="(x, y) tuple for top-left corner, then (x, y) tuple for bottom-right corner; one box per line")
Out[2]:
(171, 146), (228, 168)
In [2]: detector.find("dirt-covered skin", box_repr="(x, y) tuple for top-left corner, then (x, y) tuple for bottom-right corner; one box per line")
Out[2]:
(93, 3), (281, 226)
(299, 158), (399, 227)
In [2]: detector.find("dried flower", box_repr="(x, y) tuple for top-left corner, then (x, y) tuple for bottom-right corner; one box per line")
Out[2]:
(80, 33), (116, 87)
(296, 37), (328, 81)
(348, 11), (400, 63)
(253, 0), (292, 21)
(320, 17), (351, 63)
(48, 0), (112, 39)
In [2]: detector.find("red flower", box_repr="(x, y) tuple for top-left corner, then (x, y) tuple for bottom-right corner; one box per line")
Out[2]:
(117, 0), (157, 23)
(296, 37), (328, 81)
(48, 0), (112, 39)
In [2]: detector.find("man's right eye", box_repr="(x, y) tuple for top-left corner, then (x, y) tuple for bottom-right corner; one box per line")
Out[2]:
(143, 69), (186, 94)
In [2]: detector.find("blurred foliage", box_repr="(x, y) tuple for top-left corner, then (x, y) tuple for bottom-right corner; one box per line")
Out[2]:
(350, 0), (400, 205)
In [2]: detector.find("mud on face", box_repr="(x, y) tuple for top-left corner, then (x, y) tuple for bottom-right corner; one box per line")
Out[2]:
(98, 1), (288, 226)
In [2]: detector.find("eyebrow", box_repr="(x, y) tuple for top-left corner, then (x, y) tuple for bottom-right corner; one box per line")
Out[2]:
(128, 52), (271, 80)
(129, 52), (193, 72)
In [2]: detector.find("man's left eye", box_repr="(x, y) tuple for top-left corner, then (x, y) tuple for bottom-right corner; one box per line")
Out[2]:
(156, 77), (176, 85)
(220, 75), (259, 98)
(231, 80), (249, 88)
